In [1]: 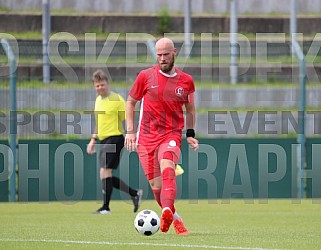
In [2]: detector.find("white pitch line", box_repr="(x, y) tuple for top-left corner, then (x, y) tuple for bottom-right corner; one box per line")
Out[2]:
(0, 238), (284, 250)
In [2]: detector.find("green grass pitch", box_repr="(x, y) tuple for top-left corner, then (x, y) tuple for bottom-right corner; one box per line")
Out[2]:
(0, 199), (320, 250)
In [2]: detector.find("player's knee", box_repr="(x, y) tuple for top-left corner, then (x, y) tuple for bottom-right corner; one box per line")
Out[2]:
(149, 177), (162, 189)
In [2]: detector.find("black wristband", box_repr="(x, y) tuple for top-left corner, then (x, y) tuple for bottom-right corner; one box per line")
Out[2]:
(186, 129), (195, 138)
(92, 137), (98, 141)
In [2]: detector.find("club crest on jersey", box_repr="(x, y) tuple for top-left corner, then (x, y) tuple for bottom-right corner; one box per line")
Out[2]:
(175, 86), (184, 96)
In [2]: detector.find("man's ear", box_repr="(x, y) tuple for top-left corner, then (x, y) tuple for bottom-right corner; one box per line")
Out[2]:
(173, 48), (177, 56)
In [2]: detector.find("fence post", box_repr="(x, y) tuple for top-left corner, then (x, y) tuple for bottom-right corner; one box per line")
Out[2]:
(42, 0), (51, 83)
(293, 41), (306, 198)
(1, 38), (17, 202)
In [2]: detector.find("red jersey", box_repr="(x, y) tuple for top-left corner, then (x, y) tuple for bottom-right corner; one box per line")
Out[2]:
(129, 65), (195, 145)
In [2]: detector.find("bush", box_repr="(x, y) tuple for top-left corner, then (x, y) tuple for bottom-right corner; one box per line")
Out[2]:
(158, 8), (171, 35)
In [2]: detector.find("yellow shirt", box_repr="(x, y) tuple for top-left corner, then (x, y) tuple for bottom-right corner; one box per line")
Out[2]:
(94, 92), (125, 140)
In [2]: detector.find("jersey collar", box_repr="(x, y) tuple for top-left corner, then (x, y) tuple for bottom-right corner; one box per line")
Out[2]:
(159, 69), (177, 78)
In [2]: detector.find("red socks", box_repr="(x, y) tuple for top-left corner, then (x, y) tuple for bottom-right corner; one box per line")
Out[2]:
(152, 189), (162, 207)
(160, 167), (176, 214)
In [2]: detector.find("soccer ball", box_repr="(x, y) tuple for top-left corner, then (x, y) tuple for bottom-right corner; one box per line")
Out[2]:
(134, 209), (160, 236)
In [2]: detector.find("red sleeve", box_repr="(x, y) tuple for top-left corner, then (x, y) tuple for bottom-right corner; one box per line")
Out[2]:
(129, 71), (147, 101)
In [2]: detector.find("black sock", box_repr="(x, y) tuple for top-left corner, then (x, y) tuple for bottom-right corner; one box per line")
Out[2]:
(112, 176), (137, 197)
(102, 177), (113, 210)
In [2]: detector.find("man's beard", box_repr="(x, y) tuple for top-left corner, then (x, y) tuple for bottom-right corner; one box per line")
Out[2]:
(160, 56), (175, 73)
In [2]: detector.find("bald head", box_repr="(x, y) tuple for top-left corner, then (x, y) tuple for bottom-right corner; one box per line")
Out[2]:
(155, 38), (175, 51)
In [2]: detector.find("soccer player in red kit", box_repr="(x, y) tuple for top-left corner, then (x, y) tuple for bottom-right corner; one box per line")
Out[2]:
(125, 38), (198, 235)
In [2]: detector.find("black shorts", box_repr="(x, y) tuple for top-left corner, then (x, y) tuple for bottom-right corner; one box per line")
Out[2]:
(99, 135), (124, 169)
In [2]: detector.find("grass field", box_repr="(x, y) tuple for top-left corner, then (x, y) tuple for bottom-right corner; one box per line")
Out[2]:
(0, 199), (320, 250)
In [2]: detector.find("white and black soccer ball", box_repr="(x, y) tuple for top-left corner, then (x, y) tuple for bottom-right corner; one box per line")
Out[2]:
(134, 209), (160, 236)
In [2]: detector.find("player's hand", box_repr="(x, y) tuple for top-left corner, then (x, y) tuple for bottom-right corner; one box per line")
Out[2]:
(125, 133), (136, 152)
(87, 140), (96, 154)
(187, 137), (199, 151)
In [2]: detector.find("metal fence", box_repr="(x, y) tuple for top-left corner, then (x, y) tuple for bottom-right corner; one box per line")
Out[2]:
(1, 38), (321, 82)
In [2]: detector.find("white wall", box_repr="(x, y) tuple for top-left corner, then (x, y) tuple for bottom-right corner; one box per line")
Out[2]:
(0, 0), (321, 14)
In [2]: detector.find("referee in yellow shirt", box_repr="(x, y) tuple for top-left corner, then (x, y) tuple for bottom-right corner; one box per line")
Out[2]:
(87, 70), (142, 214)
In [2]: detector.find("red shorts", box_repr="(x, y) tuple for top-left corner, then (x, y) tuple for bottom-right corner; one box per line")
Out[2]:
(137, 135), (182, 180)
